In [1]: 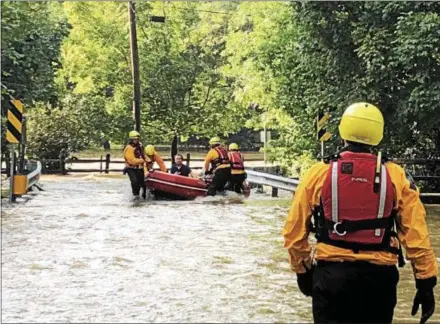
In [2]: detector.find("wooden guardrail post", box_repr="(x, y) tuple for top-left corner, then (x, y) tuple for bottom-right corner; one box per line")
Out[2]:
(60, 157), (65, 174)
(100, 155), (103, 173)
(105, 153), (110, 174)
(186, 153), (191, 167)
(59, 149), (67, 175)
(272, 187), (278, 197)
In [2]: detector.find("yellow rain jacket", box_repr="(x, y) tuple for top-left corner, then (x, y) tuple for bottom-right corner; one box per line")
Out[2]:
(204, 147), (231, 172)
(146, 151), (167, 172)
(123, 143), (145, 168)
(283, 160), (438, 280)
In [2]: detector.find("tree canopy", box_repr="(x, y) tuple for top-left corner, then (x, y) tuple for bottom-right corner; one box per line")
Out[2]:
(1, 1), (439, 171)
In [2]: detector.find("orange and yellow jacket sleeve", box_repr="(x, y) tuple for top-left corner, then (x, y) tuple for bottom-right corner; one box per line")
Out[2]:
(282, 162), (329, 274)
(282, 160), (437, 279)
(386, 163), (438, 279)
(204, 149), (216, 172)
(123, 145), (145, 167)
(154, 152), (167, 172)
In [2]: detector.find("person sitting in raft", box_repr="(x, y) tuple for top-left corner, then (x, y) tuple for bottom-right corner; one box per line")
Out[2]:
(170, 153), (194, 177)
(144, 145), (167, 172)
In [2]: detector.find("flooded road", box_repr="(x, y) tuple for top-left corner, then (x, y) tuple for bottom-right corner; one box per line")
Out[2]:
(2, 175), (439, 323)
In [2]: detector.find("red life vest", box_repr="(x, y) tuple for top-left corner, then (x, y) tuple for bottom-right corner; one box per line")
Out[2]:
(228, 151), (244, 170)
(211, 147), (230, 170)
(319, 151), (396, 248)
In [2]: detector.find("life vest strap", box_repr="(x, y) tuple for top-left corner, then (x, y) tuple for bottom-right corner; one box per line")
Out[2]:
(322, 217), (394, 234)
(313, 203), (400, 256)
(376, 164), (387, 236)
(331, 161), (339, 223)
(318, 234), (399, 255)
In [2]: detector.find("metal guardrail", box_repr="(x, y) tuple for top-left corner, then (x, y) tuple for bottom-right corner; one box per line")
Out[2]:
(246, 169), (299, 192)
(26, 160), (42, 189)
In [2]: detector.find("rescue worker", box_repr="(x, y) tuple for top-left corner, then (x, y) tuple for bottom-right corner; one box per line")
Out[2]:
(204, 137), (231, 196)
(227, 143), (247, 194)
(170, 153), (194, 177)
(283, 103), (437, 324)
(123, 131), (146, 199)
(144, 145), (167, 172)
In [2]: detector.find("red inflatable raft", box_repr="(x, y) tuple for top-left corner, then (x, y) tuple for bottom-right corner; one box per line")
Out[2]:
(145, 171), (209, 200)
(145, 170), (251, 200)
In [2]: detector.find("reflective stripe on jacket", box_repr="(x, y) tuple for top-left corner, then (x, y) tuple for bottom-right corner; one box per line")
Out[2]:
(282, 157), (438, 279)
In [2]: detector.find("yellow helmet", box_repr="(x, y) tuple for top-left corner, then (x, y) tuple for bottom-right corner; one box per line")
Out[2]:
(209, 137), (221, 145)
(129, 130), (140, 139)
(229, 143), (239, 150)
(145, 144), (155, 156)
(339, 102), (384, 146)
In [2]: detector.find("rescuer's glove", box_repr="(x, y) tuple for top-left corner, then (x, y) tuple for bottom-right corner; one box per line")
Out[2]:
(411, 277), (437, 324)
(296, 265), (314, 297)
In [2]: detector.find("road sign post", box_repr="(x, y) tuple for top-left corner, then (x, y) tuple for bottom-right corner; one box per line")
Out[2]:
(317, 110), (331, 159)
(9, 145), (15, 202)
(6, 99), (24, 202)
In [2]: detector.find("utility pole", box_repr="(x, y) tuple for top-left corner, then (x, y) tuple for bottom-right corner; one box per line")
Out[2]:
(128, 0), (141, 132)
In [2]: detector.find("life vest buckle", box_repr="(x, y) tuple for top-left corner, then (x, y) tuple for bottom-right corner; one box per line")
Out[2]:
(333, 222), (347, 236)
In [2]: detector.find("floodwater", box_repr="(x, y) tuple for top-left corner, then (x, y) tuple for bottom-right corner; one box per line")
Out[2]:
(1, 175), (439, 323)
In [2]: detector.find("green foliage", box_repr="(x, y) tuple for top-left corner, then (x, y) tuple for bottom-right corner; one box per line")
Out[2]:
(269, 2), (440, 161)
(59, 2), (249, 144)
(1, 2), (69, 104)
(26, 94), (110, 159)
(3, 1), (440, 172)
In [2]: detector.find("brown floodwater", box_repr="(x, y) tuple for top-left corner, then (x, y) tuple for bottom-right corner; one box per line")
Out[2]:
(1, 175), (439, 323)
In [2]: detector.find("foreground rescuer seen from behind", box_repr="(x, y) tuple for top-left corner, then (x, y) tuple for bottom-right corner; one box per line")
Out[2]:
(123, 131), (147, 199)
(283, 103), (437, 324)
(204, 137), (231, 196)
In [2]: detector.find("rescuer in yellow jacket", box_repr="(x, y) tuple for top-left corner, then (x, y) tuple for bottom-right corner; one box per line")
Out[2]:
(204, 137), (231, 196)
(123, 131), (147, 200)
(227, 143), (247, 194)
(144, 145), (167, 172)
(283, 103), (437, 324)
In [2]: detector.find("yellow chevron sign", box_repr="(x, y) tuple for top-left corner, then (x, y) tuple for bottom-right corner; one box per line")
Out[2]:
(6, 99), (23, 144)
(318, 129), (331, 142)
(317, 111), (331, 142)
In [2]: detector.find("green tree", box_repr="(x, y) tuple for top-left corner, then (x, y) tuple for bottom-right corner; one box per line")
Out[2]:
(59, 2), (249, 145)
(1, 2), (69, 104)
(273, 2), (440, 160)
(26, 94), (110, 160)
(1, 2), (69, 163)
